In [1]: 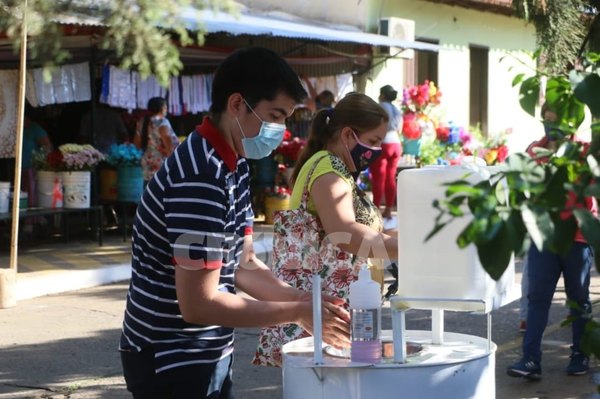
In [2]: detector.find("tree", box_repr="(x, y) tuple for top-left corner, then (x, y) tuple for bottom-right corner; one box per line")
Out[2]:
(429, 1), (600, 360)
(0, 0), (239, 85)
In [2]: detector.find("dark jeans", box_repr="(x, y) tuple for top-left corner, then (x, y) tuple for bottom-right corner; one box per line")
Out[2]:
(523, 242), (593, 362)
(121, 347), (234, 399)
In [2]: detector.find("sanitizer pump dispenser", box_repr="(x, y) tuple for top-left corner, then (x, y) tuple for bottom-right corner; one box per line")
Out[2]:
(349, 265), (382, 363)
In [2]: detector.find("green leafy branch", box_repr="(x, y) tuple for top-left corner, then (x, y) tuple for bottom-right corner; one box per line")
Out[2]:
(428, 52), (600, 281)
(0, 0), (239, 86)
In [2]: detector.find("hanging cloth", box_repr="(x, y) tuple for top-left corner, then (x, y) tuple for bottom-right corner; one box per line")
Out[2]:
(0, 70), (18, 158)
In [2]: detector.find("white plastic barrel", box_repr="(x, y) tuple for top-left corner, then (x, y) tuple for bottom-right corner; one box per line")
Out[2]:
(283, 331), (496, 399)
(396, 165), (515, 311)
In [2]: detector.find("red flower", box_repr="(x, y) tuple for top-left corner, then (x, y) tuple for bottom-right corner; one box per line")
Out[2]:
(46, 150), (65, 170)
(402, 113), (421, 140)
(274, 136), (306, 167)
(496, 145), (509, 163)
(436, 125), (450, 142)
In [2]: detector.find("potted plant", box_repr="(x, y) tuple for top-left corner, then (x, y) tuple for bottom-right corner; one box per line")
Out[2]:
(273, 131), (306, 182)
(401, 80), (442, 157)
(59, 144), (104, 209)
(105, 143), (143, 202)
(264, 182), (291, 225)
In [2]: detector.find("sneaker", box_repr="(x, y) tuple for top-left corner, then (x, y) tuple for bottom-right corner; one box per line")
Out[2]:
(566, 352), (589, 376)
(507, 358), (542, 380)
(519, 320), (527, 333)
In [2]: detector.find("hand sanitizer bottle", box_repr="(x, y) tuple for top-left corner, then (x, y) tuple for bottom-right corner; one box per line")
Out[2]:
(349, 265), (382, 363)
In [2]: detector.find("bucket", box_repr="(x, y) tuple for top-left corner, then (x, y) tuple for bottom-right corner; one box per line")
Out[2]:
(10, 191), (28, 210)
(0, 182), (9, 213)
(62, 171), (91, 209)
(0, 268), (16, 308)
(100, 168), (118, 202)
(264, 195), (290, 224)
(117, 165), (143, 202)
(37, 171), (63, 208)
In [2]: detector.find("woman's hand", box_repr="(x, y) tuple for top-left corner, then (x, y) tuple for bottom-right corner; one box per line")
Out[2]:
(296, 295), (351, 349)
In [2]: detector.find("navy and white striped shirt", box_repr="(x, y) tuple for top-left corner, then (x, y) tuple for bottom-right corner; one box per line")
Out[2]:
(120, 117), (254, 373)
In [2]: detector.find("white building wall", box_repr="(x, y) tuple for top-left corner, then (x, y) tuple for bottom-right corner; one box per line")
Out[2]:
(369, 0), (541, 152)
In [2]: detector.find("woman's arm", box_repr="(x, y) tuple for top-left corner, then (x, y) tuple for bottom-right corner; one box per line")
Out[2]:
(311, 173), (398, 259)
(158, 125), (174, 156)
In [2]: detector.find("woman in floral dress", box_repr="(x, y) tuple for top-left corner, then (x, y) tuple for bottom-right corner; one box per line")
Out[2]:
(253, 93), (399, 367)
(135, 97), (179, 182)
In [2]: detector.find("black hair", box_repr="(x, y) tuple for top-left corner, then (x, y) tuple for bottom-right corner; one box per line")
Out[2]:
(317, 90), (335, 107)
(141, 97), (167, 151)
(380, 85), (398, 102)
(292, 92), (389, 183)
(209, 47), (307, 119)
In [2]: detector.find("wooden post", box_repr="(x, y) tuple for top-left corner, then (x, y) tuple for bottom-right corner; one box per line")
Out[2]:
(2, 0), (28, 308)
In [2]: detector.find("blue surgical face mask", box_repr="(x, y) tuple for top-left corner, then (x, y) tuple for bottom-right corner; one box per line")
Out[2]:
(543, 123), (565, 141)
(236, 99), (287, 160)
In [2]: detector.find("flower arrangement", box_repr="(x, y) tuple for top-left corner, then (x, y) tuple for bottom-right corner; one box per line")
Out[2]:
(59, 144), (104, 171)
(32, 148), (64, 171)
(105, 143), (143, 167)
(478, 128), (511, 165)
(419, 124), (512, 166)
(402, 80), (442, 115)
(273, 130), (306, 167)
(266, 184), (291, 199)
(420, 122), (472, 166)
(401, 81), (442, 142)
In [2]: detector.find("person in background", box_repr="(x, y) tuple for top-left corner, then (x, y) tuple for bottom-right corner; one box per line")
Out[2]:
(119, 47), (351, 398)
(134, 97), (179, 183)
(370, 84), (403, 219)
(22, 107), (52, 208)
(79, 103), (128, 153)
(300, 76), (336, 112)
(315, 90), (335, 110)
(507, 103), (596, 380)
(519, 256), (529, 333)
(253, 93), (399, 367)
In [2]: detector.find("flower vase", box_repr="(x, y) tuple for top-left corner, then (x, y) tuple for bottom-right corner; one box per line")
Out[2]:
(264, 196), (290, 224)
(117, 165), (144, 203)
(402, 138), (422, 156)
(62, 171), (91, 209)
(36, 170), (63, 208)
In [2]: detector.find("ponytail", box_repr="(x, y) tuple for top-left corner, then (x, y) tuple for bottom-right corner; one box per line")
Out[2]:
(290, 92), (389, 184)
(291, 109), (333, 184)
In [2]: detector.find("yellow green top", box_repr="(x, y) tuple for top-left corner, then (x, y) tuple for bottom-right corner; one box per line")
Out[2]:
(290, 150), (383, 232)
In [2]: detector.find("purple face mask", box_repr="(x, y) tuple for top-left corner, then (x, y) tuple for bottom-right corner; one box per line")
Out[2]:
(347, 131), (382, 179)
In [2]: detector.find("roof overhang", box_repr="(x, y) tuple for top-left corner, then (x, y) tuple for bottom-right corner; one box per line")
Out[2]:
(44, 7), (439, 53)
(178, 8), (439, 52)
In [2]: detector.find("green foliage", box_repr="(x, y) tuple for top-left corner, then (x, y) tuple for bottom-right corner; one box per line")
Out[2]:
(512, 0), (590, 74)
(0, 0), (239, 86)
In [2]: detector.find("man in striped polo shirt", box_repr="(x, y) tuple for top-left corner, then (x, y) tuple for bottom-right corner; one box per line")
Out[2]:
(119, 47), (351, 398)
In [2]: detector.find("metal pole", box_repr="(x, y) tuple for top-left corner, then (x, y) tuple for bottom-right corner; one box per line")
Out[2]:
(9, 0), (28, 273)
(312, 273), (323, 365)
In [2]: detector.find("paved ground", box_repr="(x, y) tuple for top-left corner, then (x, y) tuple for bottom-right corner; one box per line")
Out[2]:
(2, 238), (600, 398)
